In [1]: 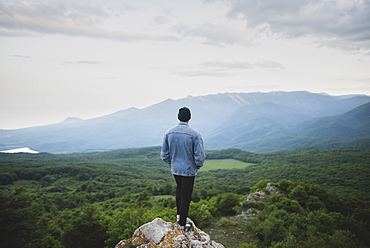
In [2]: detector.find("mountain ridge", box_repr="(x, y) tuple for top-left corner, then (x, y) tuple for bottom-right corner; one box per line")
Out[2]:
(1, 91), (369, 153)
(293, 102), (370, 141)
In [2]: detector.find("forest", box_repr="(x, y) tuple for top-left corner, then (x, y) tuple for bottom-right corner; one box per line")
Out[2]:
(1, 146), (369, 248)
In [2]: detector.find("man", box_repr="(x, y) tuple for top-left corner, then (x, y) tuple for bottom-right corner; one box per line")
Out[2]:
(160, 107), (205, 231)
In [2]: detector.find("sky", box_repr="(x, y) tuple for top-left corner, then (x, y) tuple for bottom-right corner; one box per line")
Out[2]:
(1, 0), (370, 129)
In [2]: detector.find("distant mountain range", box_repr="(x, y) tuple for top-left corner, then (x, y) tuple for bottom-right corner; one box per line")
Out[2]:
(1, 91), (370, 153)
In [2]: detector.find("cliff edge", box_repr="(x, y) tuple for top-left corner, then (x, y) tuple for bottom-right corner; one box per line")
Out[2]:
(115, 218), (224, 248)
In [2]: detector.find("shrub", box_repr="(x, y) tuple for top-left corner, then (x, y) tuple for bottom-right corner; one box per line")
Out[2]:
(189, 200), (214, 227)
(218, 217), (236, 227)
(207, 193), (241, 216)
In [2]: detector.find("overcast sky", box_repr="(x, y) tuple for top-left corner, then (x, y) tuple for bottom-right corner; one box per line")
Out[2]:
(1, 0), (370, 129)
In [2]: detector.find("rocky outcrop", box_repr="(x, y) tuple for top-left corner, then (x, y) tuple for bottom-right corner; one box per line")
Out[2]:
(232, 208), (260, 221)
(246, 183), (280, 203)
(266, 183), (280, 194)
(235, 183), (280, 220)
(115, 218), (224, 248)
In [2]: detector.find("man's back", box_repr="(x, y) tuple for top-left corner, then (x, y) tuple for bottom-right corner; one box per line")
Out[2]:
(161, 122), (205, 177)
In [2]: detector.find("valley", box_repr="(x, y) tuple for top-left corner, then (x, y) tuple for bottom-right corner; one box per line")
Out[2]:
(1, 146), (369, 247)
(1, 91), (370, 247)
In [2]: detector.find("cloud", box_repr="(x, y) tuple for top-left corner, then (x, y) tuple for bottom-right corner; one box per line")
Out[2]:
(0, 1), (179, 42)
(12, 55), (31, 59)
(61, 60), (101, 65)
(173, 59), (284, 77)
(171, 20), (257, 47)
(224, 0), (370, 50)
(254, 60), (285, 69)
(153, 16), (168, 25)
(201, 60), (252, 69)
(0, 1), (108, 27)
(201, 59), (284, 70)
(174, 70), (233, 77)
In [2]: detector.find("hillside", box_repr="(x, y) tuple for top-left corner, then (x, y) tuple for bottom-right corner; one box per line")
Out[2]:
(0, 147), (369, 247)
(0, 91), (369, 153)
(1, 146), (369, 200)
(207, 101), (370, 151)
(294, 102), (370, 140)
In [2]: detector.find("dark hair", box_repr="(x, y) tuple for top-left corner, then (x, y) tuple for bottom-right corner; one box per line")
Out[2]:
(178, 107), (191, 122)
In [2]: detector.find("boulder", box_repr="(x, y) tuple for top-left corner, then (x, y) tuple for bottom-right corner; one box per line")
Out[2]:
(232, 208), (260, 221)
(266, 183), (279, 194)
(246, 191), (267, 202)
(245, 183), (280, 202)
(115, 218), (224, 248)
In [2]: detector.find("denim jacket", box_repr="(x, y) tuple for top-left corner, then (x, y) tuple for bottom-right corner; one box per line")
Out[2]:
(161, 122), (205, 176)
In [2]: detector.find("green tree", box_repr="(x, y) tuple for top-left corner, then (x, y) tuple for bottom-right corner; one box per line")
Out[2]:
(209, 193), (241, 216)
(250, 179), (271, 193)
(0, 188), (41, 248)
(272, 233), (299, 248)
(105, 208), (156, 247)
(189, 200), (215, 227)
(62, 206), (108, 248)
(28, 234), (65, 248)
(301, 230), (360, 248)
(255, 215), (286, 246)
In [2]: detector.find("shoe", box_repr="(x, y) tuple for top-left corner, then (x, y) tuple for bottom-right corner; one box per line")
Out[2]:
(177, 215), (180, 222)
(184, 223), (192, 232)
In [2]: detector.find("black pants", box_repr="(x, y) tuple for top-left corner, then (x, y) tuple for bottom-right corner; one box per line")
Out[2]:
(174, 175), (195, 226)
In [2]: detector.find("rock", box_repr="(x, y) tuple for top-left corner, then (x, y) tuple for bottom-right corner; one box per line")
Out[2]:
(115, 218), (224, 248)
(232, 208), (260, 221)
(266, 183), (279, 194)
(246, 191), (264, 202)
(245, 183), (280, 203)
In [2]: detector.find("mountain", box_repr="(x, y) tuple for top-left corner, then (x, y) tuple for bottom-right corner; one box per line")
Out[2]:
(294, 102), (370, 141)
(0, 91), (369, 153)
(207, 101), (370, 152)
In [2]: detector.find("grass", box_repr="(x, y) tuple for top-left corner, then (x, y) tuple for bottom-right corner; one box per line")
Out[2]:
(202, 159), (255, 172)
(202, 216), (256, 248)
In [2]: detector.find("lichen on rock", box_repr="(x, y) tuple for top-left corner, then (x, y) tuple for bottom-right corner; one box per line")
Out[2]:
(115, 218), (224, 248)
